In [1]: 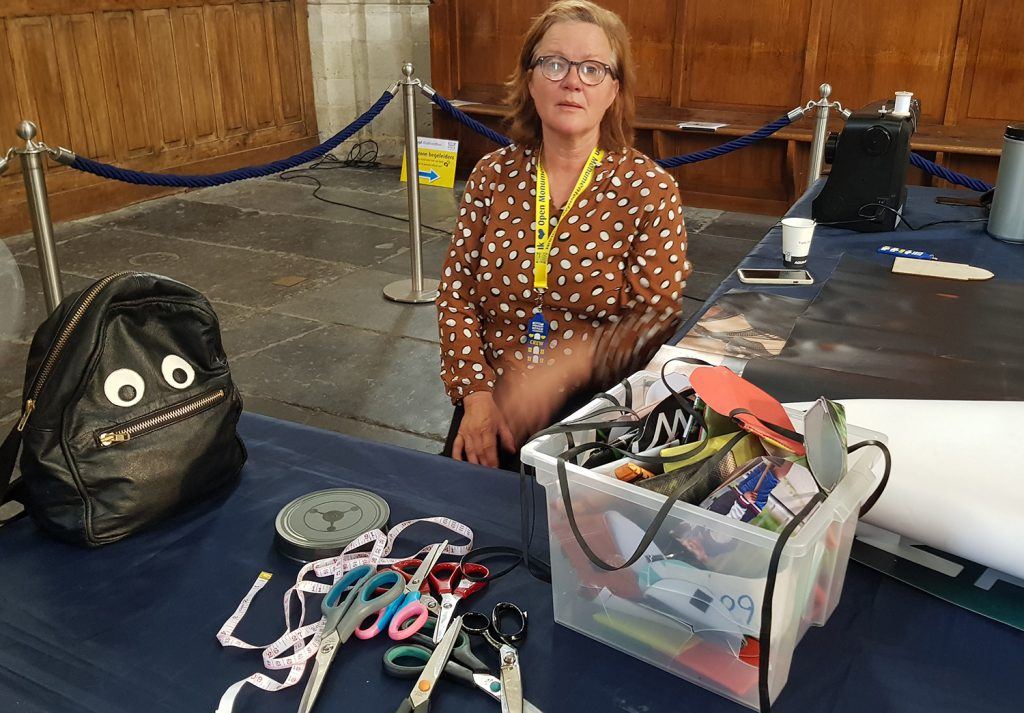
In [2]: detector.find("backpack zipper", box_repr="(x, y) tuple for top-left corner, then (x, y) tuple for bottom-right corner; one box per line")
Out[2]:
(97, 388), (226, 447)
(17, 271), (140, 432)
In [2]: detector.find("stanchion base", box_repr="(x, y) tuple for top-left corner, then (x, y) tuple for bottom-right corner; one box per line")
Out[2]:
(383, 278), (440, 304)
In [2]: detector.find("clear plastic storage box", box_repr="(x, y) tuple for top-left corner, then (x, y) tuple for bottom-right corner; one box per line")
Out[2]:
(521, 370), (886, 709)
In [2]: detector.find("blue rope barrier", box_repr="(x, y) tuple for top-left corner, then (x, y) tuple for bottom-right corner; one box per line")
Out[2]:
(909, 152), (992, 192)
(655, 115), (793, 168)
(431, 93), (513, 147)
(69, 90), (396, 188)
(431, 91), (996, 191)
(430, 91), (793, 168)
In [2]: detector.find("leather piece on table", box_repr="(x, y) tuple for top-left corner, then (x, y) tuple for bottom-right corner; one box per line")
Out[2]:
(675, 290), (809, 359)
(743, 256), (1024, 402)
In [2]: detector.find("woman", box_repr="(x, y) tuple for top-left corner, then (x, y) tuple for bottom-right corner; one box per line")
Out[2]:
(437, 0), (692, 468)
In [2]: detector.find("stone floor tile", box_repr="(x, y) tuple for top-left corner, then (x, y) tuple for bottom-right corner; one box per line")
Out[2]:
(271, 268), (440, 343)
(16, 228), (347, 310)
(686, 232), (763, 277)
(374, 235), (451, 279)
(684, 269), (732, 302)
(703, 211), (780, 242)
(211, 302), (323, 361)
(90, 198), (407, 268)
(229, 324), (451, 439)
(8, 264), (95, 341)
(680, 205), (723, 234)
(243, 394), (442, 453)
(3, 220), (101, 256)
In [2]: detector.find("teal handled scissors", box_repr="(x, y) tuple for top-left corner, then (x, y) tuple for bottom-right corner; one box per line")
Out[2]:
(384, 618), (544, 713)
(356, 540), (448, 641)
(297, 564), (405, 713)
(393, 615), (464, 713)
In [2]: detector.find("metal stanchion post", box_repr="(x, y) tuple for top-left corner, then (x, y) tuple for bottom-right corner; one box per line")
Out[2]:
(806, 83), (832, 188)
(383, 63), (440, 304)
(15, 120), (64, 312)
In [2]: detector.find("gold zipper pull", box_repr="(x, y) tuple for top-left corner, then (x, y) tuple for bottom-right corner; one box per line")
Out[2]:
(16, 399), (35, 432)
(98, 431), (131, 447)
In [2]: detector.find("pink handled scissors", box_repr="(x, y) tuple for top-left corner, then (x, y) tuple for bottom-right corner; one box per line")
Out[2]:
(354, 540), (447, 641)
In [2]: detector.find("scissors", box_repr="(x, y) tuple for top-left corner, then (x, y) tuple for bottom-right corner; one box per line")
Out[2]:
(298, 564), (405, 713)
(463, 602), (528, 713)
(356, 540), (448, 640)
(393, 615), (463, 713)
(384, 618), (543, 713)
(430, 562), (489, 644)
(389, 559), (444, 617)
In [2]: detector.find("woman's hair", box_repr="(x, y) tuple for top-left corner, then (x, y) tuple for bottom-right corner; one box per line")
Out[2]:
(505, 0), (635, 151)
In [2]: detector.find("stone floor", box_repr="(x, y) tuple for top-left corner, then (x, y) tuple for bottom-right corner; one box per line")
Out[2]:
(0, 163), (778, 453)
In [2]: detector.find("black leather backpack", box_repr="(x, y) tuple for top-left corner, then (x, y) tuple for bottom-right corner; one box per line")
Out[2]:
(0, 272), (246, 545)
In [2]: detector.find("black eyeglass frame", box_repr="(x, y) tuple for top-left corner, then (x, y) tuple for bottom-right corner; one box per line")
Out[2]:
(531, 55), (619, 85)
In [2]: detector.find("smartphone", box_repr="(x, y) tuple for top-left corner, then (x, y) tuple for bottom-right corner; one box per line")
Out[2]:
(736, 268), (814, 285)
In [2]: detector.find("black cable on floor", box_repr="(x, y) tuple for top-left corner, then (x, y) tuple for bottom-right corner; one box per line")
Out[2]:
(277, 140), (453, 236)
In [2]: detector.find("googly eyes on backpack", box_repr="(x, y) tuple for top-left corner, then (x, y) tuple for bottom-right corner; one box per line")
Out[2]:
(161, 354), (195, 390)
(104, 368), (145, 407)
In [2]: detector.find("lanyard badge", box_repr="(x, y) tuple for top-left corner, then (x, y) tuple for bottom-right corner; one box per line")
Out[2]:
(527, 309), (550, 365)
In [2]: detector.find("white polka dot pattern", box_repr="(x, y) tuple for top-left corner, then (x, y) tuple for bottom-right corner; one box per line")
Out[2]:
(436, 144), (692, 403)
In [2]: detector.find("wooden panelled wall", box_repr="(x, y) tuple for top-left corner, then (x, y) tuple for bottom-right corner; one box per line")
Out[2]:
(0, 0), (318, 237)
(429, 0), (1024, 215)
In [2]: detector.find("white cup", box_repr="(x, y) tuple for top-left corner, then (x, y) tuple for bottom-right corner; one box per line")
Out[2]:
(781, 217), (815, 267)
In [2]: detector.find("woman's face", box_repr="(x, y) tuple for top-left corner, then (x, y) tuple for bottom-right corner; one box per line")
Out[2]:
(528, 21), (619, 145)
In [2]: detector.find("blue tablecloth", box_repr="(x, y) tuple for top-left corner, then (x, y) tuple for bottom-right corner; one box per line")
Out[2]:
(678, 183), (1022, 338)
(1, 414), (1022, 713)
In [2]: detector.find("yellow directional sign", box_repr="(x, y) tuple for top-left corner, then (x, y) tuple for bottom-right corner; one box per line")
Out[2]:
(400, 137), (459, 189)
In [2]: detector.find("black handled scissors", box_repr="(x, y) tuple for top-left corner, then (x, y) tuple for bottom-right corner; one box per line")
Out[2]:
(462, 602), (527, 713)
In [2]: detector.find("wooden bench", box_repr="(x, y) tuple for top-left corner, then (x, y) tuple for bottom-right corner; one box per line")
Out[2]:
(434, 100), (1002, 215)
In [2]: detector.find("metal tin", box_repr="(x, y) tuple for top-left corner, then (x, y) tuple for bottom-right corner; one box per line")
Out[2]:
(274, 489), (390, 563)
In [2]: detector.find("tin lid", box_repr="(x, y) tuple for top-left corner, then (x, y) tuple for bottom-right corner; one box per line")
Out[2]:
(274, 488), (390, 563)
(1006, 124), (1024, 141)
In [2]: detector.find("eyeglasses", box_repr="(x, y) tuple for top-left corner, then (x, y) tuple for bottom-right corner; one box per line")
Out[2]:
(532, 55), (617, 86)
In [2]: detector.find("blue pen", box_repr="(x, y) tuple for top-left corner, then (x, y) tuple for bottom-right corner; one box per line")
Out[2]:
(877, 245), (937, 260)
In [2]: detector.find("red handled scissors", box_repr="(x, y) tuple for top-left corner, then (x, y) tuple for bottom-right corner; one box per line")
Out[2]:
(430, 562), (489, 645)
(388, 559), (443, 618)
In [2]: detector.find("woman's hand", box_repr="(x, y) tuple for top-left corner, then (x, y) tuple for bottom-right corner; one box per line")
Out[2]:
(452, 391), (516, 468)
(494, 340), (598, 445)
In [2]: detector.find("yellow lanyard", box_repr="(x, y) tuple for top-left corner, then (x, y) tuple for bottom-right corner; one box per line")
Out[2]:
(534, 147), (605, 291)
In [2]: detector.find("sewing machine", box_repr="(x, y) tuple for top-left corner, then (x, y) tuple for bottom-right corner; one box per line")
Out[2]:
(812, 95), (920, 232)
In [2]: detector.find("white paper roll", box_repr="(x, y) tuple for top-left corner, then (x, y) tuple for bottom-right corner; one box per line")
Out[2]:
(786, 399), (1024, 579)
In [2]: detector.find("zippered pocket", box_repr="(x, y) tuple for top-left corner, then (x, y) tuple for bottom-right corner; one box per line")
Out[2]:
(95, 388), (226, 448)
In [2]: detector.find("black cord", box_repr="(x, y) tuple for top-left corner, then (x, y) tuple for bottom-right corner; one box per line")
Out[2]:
(277, 141), (453, 236)
(342, 140), (381, 168)
(856, 203), (989, 231)
(773, 203), (990, 233)
(849, 440), (891, 517)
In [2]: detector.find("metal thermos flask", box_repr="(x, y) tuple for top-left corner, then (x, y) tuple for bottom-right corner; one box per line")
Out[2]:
(988, 124), (1024, 243)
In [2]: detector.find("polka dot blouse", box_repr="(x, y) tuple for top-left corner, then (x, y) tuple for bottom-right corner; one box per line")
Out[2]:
(437, 144), (692, 403)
